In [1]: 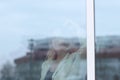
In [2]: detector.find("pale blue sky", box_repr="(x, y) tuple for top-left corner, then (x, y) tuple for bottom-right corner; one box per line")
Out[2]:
(95, 0), (120, 36)
(0, 0), (86, 67)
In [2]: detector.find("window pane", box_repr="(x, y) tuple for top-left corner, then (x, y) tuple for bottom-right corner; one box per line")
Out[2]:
(95, 0), (120, 80)
(0, 0), (87, 80)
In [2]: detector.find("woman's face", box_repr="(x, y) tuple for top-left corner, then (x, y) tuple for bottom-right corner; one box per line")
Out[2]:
(47, 50), (56, 60)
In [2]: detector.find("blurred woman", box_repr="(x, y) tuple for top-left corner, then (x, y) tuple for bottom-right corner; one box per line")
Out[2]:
(40, 38), (69, 80)
(40, 38), (70, 80)
(40, 38), (87, 80)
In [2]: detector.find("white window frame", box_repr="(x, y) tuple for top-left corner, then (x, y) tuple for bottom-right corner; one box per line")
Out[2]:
(87, 0), (95, 80)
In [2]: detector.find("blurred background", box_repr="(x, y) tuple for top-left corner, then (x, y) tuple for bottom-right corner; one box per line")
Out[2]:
(95, 0), (120, 80)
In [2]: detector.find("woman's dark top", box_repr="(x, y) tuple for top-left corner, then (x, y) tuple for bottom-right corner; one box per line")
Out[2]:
(44, 70), (54, 80)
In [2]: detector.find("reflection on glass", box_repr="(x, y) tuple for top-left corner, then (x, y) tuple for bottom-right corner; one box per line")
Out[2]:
(0, 0), (87, 80)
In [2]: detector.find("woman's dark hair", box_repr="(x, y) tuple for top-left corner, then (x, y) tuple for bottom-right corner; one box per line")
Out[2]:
(53, 51), (57, 60)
